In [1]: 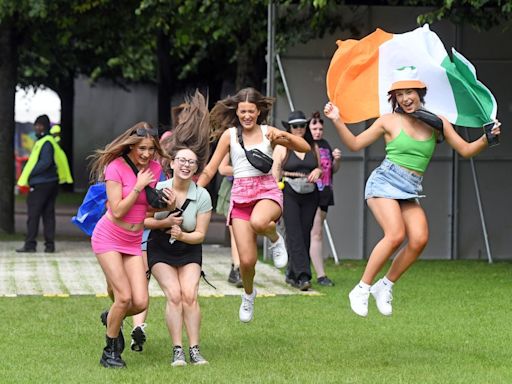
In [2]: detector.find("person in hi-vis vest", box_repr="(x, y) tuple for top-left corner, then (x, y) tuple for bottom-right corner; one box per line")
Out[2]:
(16, 114), (73, 253)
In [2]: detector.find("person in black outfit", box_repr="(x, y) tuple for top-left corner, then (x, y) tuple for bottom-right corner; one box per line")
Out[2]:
(273, 111), (322, 291)
(17, 115), (61, 253)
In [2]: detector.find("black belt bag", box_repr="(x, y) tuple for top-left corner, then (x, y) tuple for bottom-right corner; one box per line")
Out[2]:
(237, 125), (273, 173)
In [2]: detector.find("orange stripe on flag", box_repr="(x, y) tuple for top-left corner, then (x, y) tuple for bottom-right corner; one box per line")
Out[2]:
(326, 29), (393, 123)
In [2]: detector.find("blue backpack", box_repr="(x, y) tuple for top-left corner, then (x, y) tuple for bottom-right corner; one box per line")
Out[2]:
(71, 183), (107, 236)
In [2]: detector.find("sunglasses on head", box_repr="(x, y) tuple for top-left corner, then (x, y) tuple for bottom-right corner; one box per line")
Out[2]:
(132, 127), (158, 138)
(311, 118), (324, 125)
(290, 123), (307, 129)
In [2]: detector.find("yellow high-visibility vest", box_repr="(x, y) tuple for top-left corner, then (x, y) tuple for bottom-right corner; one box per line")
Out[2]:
(17, 135), (73, 187)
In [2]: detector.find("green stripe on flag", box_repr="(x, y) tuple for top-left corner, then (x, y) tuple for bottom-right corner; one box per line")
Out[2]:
(441, 51), (497, 128)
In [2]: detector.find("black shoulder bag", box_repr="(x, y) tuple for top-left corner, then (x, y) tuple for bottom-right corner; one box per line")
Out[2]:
(237, 125), (273, 173)
(395, 106), (445, 143)
(122, 154), (167, 209)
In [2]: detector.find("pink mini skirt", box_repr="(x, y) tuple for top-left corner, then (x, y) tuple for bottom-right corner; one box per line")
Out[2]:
(228, 174), (283, 224)
(91, 215), (143, 256)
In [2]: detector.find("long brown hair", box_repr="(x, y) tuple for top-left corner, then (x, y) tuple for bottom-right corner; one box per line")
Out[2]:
(209, 87), (275, 141)
(88, 122), (168, 182)
(165, 90), (210, 174)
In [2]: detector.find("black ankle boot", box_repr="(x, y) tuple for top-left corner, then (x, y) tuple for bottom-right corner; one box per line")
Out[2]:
(100, 310), (125, 353)
(100, 336), (126, 368)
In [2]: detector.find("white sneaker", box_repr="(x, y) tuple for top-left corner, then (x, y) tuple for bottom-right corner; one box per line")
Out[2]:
(370, 279), (393, 316)
(269, 234), (288, 268)
(349, 284), (370, 317)
(239, 290), (256, 323)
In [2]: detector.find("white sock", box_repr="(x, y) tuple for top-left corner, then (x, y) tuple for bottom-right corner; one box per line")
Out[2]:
(382, 276), (394, 287)
(358, 281), (371, 291)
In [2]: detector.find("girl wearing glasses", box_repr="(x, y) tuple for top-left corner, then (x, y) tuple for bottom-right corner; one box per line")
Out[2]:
(144, 91), (212, 366)
(88, 122), (174, 368)
(197, 87), (310, 323)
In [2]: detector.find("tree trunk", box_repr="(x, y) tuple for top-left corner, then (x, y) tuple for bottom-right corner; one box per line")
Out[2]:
(56, 75), (75, 192)
(157, 30), (172, 135)
(236, 43), (266, 92)
(0, 21), (18, 233)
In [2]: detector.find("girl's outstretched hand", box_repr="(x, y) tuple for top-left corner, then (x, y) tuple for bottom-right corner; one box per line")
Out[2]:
(266, 126), (289, 143)
(324, 102), (340, 121)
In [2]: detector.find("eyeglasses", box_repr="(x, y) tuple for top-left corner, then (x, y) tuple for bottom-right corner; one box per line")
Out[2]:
(290, 123), (307, 129)
(132, 127), (158, 137)
(174, 157), (198, 167)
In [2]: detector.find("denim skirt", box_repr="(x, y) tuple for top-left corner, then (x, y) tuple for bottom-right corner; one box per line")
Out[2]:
(364, 158), (424, 201)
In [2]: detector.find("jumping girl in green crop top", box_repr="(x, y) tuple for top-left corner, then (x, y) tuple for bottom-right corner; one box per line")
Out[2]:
(324, 66), (501, 318)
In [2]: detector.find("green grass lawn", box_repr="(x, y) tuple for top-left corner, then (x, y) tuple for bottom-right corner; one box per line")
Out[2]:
(2, 259), (512, 383)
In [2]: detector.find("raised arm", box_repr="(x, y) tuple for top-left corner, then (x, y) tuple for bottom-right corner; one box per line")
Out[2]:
(324, 102), (386, 152)
(197, 130), (230, 187)
(443, 117), (501, 158)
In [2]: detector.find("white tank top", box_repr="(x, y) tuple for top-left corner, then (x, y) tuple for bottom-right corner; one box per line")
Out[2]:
(230, 125), (273, 178)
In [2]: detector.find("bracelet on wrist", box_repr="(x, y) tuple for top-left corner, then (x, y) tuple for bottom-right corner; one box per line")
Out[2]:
(133, 187), (141, 194)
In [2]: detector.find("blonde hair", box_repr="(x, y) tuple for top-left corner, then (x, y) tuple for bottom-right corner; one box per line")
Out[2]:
(88, 121), (169, 182)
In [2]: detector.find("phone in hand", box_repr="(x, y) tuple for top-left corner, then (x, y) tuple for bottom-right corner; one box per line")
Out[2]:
(483, 121), (499, 147)
(174, 207), (184, 217)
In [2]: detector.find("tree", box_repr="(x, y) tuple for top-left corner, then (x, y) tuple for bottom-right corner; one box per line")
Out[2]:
(0, 0), (60, 233)
(412, 0), (512, 29)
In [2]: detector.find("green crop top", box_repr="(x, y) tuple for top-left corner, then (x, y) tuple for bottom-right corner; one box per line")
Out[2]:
(385, 126), (436, 174)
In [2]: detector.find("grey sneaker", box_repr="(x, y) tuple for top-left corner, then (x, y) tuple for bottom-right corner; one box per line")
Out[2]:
(189, 345), (209, 365)
(130, 323), (147, 352)
(228, 265), (243, 288)
(171, 346), (187, 367)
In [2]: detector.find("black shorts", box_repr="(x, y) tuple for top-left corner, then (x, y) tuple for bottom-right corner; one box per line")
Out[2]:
(147, 229), (202, 270)
(318, 186), (334, 212)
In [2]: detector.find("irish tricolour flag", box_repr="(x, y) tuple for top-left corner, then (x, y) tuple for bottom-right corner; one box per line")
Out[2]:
(326, 24), (497, 128)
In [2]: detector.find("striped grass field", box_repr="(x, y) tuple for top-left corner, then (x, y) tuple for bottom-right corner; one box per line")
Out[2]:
(2, 258), (512, 384)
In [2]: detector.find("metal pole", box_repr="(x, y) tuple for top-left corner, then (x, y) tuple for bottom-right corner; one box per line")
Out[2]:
(465, 128), (493, 263)
(276, 53), (294, 111)
(323, 221), (340, 264)
(263, 0), (276, 261)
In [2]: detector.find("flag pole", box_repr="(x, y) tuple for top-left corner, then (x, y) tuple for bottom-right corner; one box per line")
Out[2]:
(464, 128), (493, 263)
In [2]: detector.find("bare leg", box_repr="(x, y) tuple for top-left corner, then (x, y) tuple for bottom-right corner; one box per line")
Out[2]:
(96, 252), (148, 338)
(250, 199), (282, 242)
(179, 264), (202, 346)
(132, 250), (150, 327)
(231, 219), (258, 294)
(310, 208), (326, 278)
(152, 264), (183, 347)
(386, 201), (429, 282)
(361, 198), (406, 285)
(229, 225), (240, 266)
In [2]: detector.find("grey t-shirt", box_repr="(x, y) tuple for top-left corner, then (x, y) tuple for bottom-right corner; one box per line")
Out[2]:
(154, 178), (212, 232)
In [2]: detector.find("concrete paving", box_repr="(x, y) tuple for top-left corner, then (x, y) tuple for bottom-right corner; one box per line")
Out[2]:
(0, 241), (319, 297)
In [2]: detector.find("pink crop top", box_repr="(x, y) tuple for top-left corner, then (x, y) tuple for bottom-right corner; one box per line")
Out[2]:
(104, 157), (162, 223)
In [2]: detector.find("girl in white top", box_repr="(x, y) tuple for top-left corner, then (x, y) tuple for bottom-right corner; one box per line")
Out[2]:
(198, 87), (310, 323)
